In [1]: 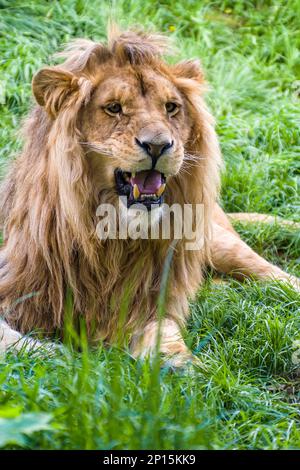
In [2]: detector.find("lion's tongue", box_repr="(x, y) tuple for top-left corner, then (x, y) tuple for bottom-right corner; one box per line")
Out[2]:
(131, 170), (162, 194)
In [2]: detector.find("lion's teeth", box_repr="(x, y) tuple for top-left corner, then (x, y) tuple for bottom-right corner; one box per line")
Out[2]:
(156, 184), (166, 197)
(133, 184), (140, 199)
(132, 172), (136, 178)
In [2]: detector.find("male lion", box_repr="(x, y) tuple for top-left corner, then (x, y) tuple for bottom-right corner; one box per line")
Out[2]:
(0, 28), (299, 365)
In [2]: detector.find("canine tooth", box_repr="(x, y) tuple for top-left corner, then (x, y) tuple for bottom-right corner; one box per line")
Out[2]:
(156, 184), (166, 197)
(133, 184), (140, 199)
(132, 172), (136, 178)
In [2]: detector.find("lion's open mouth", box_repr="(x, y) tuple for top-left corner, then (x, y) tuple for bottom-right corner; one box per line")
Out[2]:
(115, 169), (166, 209)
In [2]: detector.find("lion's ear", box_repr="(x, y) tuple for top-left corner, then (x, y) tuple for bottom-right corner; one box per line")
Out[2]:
(32, 67), (81, 117)
(172, 60), (204, 83)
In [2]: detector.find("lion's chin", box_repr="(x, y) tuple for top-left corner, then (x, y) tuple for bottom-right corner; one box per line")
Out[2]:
(114, 168), (166, 210)
(119, 202), (164, 231)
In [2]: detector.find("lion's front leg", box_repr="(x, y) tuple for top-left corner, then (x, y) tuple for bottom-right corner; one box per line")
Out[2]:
(0, 319), (25, 354)
(0, 319), (42, 354)
(0, 319), (56, 355)
(130, 318), (201, 369)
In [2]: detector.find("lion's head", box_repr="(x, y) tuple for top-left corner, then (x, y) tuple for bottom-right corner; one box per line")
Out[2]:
(31, 28), (221, 223)
(80, 63), (189, 210)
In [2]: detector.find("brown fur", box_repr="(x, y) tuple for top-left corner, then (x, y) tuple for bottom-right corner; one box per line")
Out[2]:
(0, 27), (298, 364)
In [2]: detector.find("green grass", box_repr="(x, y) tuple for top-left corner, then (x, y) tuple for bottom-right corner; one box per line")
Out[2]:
(0, 0), (300, 450)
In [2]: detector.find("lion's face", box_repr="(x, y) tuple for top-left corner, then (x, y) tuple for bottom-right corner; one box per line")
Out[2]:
(32, 31), (215, 220)
(80, 65), (191, 210)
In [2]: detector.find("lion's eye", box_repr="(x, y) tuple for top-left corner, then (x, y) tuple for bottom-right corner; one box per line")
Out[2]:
(105, 102), (122, 115)
(165, 102), (179, 115)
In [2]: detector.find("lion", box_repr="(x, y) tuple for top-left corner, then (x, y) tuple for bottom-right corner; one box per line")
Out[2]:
(0, 27), (299, 366)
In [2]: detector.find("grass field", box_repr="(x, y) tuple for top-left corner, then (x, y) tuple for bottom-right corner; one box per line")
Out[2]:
(0, 0), (300, 450)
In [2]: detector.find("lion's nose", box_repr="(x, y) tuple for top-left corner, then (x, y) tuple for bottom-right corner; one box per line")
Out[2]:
(136, 138), (174, 166)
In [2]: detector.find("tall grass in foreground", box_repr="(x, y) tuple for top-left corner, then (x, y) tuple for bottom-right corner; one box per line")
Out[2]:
(0, 0), (299, 449)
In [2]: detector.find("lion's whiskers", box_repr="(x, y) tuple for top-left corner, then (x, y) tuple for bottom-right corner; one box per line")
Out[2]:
(184, 152), (206, 162)
(179, 164), (193, 177)
(80, 141), (113, 157)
